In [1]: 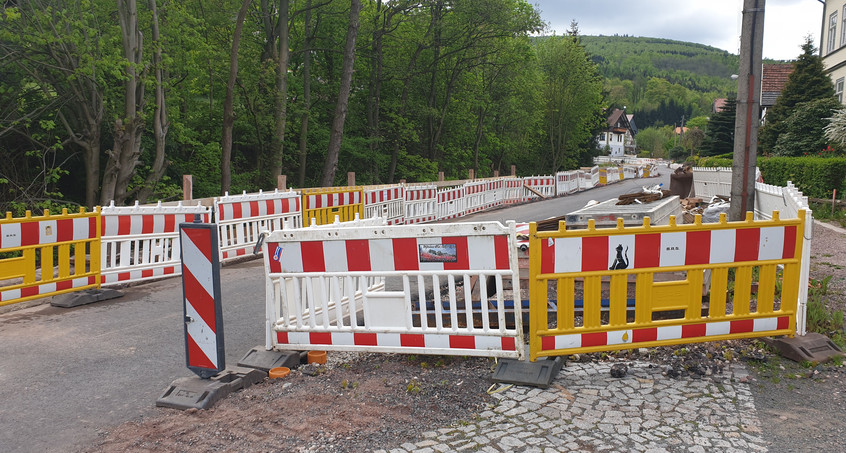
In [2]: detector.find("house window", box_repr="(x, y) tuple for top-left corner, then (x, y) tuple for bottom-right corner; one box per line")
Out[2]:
(600, 133), (606, 141)
(837, 78), (845, 103)
(842, 6), (846, 47)
(618, 134), (623, 143)
(829, 11), (838, 54)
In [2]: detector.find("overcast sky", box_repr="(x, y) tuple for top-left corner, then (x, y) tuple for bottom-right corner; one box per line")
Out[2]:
(531, 0), (824, 61)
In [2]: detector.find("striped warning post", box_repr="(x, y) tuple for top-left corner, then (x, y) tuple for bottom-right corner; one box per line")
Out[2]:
(179, 222), (225, 378)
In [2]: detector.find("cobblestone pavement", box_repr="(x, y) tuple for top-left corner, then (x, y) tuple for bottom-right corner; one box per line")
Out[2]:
(377, 361), (767, 453)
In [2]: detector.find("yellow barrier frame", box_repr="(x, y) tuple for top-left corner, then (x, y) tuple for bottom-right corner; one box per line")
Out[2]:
(0, 208), (101, 306)
(528, 211), (805, 361)
(301, 186), (364, 226)
(598, 168), (608, 185)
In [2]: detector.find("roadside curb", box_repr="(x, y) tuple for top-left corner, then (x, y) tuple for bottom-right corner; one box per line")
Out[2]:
(814, 219), (846, 235)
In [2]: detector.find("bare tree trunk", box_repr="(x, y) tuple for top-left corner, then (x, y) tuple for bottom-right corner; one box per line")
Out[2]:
(221, 0), (252, 195)
(270, 0), (290, 181)
(136, 0), (169, 203)
(320, 0), (361, 187)
(102, 0), (146, 205)
(297, 0), (313, 187)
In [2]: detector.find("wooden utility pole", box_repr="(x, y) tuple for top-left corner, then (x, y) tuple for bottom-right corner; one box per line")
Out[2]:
(730, 0), (765, 220)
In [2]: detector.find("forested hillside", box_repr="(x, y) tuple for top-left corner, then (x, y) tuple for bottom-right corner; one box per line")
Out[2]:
(0, 0), (607, 211)
(580, 36), (741, 128)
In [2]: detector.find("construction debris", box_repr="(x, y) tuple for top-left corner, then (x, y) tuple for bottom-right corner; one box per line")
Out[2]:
(616, 186), (672, 205)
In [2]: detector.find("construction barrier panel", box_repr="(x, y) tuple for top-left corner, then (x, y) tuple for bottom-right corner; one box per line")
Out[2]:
(623, 166), (639, 180)
(301, 186), (363, 226)
(216, 189), (302, 262)
(364, 185), (405, 225)
(404, 184), (438, 224)
(0, 208), (100, 306)
(484, 179), (505, 211)
(598, 168), (608, 185)
(555, 171), (580, 196)
(503, 178), (526, 204)
(528, 211), (805, 361)
(523, 176), (556, 199)
(437, 186), (465, 221)
(262, 221), (525, 359)
(101, 201), (210, 286)
(464, 180), (489, 215)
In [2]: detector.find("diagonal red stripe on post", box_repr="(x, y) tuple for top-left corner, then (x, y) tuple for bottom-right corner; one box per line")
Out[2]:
(183, 267), (216, 334)
(187, 335), (217, 369)
(184, 228), (214, 263)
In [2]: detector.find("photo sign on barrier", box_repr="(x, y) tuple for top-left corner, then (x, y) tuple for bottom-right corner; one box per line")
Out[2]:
(179, 219), (225, 378)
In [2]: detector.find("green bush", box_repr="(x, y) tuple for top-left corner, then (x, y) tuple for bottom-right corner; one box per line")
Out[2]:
(696, 157), (733, 167)
(759, 157), (846, 198)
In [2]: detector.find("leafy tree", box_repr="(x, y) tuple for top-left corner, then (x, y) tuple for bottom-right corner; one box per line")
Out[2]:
(772, 97), (842, 157)
(759, 38), (835, 153)
(700, 94), (737, 157)
(635, 126), (673, 158)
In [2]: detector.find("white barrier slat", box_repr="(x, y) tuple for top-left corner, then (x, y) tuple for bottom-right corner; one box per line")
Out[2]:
(262, 221), (525, 359)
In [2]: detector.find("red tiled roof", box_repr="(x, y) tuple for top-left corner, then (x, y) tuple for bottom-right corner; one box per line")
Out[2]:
(713, 98), (728, 113)
(761, 63), (793, 93)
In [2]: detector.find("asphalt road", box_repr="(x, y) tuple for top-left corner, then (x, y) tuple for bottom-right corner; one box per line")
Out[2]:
(0, 168), (671, 453)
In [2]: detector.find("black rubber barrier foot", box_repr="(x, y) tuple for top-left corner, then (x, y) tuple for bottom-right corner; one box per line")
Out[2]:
(237, 346), (300, 372)
(156, 366), (266, 411)
(51, 288), (124, 308)
(762, 333), (846, 364)
(491, 356), (565, 388)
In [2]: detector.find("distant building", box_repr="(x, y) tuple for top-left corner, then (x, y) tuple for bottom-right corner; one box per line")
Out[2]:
(760, 63), (793, 121)
(821, 1), (846, 104)
(597, 109), (636, 158)
(712, 98), (729, 113)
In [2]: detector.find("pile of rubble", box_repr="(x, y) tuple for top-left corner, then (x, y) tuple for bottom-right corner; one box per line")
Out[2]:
(680, 195), (730, 223)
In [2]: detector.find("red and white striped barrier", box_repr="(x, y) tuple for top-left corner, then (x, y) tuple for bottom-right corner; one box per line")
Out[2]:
(539, 224), (797, 274)
(540, 316), (790, 352)
(179, 222), (225, 378)
(523, 176), (556, 199)
(262, 221), (524, 359)
(100, 201), (210, 286)
(484, 179), (505, 210)
(364, 185), (405, 225)
(215, 189), (301, 262)
(437, 186), (465, 220)
(502, 178), (525, 204)
(555, 171), (580, 196)
(404, 185), (438, 224)
(464, 180), (489, 215)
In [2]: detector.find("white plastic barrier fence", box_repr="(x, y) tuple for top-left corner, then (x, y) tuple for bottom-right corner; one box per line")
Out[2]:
(555, 171), (580, 196)
(502, 178), (525, 204)
(437, 186), (465, 221)
(404, 185), (438, 224)
(364, 185), (405, 225)
(755, 180), (813, 335)
(261, 221), (525, 359)
(215, 189), (302, 262)
(624, 165), (638, 179)
(464, 180), (488, 215)
(578, 169), (593, 190)
(523, 176), (556, 199)
(100, 201), (210, 286)
(484, 179), (505, 211)
(606, 167), (620, 184)
(692, 167), (733, 198)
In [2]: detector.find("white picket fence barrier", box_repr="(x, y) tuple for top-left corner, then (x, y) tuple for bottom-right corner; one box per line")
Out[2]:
(555, 171), (580, 195)
(261, 221), (525, 359)
(364, 185), (405, 225)
(215, 189), (302, 262)
(437, 186), (465, 220)
(404, 184), (438, 224)
(523, 176), (556, 199)
(100, 201), (210, 286)
(502, 178), (526, 204)
(464, 180), (489, 215)
(692, 167), (733, 198)
(755, 180), (813, 335)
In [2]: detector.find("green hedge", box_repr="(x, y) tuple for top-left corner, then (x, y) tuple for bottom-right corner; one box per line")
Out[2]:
(697, 157), (733, 167)
(759, 157), (846, 198)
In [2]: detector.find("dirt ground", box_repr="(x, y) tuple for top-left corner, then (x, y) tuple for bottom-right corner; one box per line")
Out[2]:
(86, 221), (846, 453)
